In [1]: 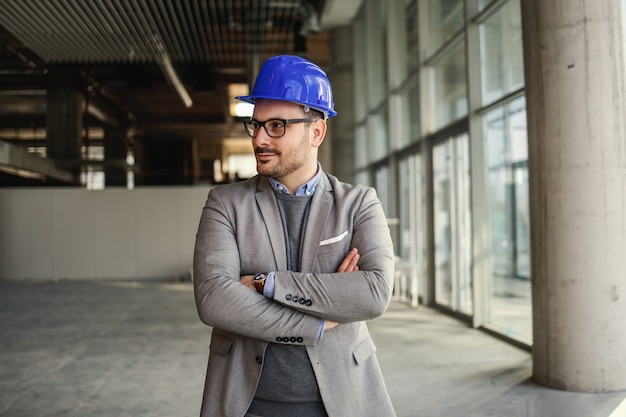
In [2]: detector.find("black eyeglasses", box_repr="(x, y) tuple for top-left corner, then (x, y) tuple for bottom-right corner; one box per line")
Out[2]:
(243, 118), (318, 138)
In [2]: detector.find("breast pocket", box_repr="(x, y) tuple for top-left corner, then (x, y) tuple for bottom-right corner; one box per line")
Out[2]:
(315, 230), (352, 272)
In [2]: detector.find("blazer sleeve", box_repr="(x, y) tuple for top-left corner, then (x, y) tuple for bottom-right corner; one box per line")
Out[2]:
(272, 186), (395, 323)
(193, 186), (322, 345)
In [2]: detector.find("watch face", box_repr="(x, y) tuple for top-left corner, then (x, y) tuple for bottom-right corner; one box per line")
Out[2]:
(253, 274), (266, 294)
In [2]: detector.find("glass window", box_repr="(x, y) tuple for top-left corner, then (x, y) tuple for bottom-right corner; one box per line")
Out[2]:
(432, 41), (468, 130)
(81, 170), (105, 190)
(479, 0), (496, 12)
(397, 154), (422, 306)
(484, 96), (531, 340)
(374, 165), (391, 215)
(366, 0), (388, 107)
(481, 0), (524, 104)
(355, 169), (370, 187)
(426, 0), (464, 54)
(400, 76), (421, 147)
(433, 133), (472, 314)
(405, 0), (419, 74)
(355, 124), (368, 169)
(398, 154), (422, 262)
(367, 104), (389, 162)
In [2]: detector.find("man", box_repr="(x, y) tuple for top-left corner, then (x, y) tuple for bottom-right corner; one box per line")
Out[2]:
(193, 55), (396, 417)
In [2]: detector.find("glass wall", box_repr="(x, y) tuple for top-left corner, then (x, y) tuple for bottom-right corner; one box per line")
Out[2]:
(405, 0), (419, 74)
(367, 105), (389, 162)
(366, 0), (388, 108)
(432, 42), (468, 130)
(433, 134), (472, 314)
(484, 97), (531, 338)
(479, 0), (530, 340)
(351, 0), (530, 345)
(398, 154), (422, 263)
(398, 154), (422, 305)
(481, 0), (524, 104)
(426, 0), (464, 53)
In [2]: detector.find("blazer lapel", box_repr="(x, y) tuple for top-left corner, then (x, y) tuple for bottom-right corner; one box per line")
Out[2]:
(300, 173), (334, 272)
(255, 176), (288, 271)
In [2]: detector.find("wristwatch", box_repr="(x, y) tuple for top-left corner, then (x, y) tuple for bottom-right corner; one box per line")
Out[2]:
(253, 272), (268, 294)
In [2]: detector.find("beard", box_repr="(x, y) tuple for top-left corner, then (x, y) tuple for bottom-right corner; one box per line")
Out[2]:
(254, 132), (311, 180)
(255, 146), (308, 179)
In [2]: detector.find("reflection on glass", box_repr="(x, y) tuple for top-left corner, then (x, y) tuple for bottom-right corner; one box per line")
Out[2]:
(433, 42), (468, 131)
(480, 0), (524, 104)
(427, 0), (464, 53)
(484, 96), (531, 340)
(433, 134), (472, 314)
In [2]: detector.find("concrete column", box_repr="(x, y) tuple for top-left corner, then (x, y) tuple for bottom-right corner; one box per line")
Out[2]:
(521, 0), (626, 391)
(46, 83), (84, 172)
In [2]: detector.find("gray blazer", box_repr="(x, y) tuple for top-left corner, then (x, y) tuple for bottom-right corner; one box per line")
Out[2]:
(193, 171), (396, 417)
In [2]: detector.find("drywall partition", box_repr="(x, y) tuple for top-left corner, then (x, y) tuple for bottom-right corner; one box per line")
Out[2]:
(0, 186), (211, 281)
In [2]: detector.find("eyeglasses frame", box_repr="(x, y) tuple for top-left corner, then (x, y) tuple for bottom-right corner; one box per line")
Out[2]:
(243, 118), (319, 138)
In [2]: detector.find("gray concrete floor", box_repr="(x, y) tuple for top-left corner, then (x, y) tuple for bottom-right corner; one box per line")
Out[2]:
(1, 279), (624, 417)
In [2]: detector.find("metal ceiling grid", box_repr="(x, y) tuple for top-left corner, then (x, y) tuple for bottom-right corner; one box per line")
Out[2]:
(0, 0), (307, 67)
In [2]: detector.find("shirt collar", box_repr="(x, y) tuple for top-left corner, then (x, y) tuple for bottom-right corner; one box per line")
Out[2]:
(268, 163), (322, 196)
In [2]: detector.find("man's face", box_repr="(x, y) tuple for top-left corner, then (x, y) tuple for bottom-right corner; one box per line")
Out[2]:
(250, 99), (324, 182)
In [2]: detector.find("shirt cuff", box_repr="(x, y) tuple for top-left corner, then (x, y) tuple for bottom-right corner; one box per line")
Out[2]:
(263, 271), (276, 298)
(318, 320), (325, 340)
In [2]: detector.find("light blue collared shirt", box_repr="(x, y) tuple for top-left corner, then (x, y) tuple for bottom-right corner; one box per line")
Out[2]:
(267, 162), (322, 196)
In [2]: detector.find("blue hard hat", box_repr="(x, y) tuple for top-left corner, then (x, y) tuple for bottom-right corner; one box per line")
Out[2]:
(236, 55), (336, 118)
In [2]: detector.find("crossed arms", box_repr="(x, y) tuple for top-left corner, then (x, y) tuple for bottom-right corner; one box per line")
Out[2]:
(193, 183), (395, 345)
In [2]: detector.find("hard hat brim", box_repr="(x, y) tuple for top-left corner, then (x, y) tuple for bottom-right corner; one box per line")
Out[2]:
(235, 94), (337, 118)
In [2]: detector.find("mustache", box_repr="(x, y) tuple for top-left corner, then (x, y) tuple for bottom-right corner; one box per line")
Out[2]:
(254, 147), (281, 155)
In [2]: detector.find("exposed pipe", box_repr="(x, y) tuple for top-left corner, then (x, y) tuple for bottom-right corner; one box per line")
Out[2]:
(153, 35), (193, 108)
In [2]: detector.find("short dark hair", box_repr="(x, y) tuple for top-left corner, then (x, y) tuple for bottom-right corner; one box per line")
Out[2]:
(304, 108), (325, 120)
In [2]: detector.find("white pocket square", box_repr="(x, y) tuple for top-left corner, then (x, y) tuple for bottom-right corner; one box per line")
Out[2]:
(319, 231), (349, 246)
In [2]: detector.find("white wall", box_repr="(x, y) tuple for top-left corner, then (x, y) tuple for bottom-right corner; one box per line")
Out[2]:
(0, 186), (211, 281)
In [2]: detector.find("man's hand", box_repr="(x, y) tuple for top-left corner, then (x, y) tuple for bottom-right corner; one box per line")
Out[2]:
(337, 248), (360, 272)
(240, 275), (255, 290)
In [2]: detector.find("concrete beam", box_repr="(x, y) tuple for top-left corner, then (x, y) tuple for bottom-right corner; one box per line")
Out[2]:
(0, 140), (74, 182)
